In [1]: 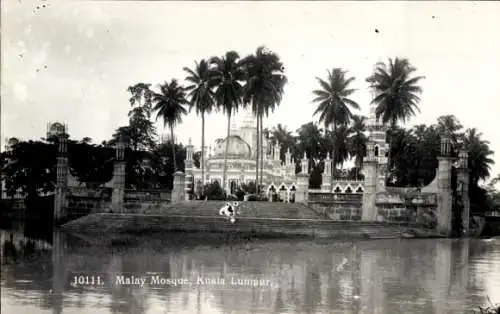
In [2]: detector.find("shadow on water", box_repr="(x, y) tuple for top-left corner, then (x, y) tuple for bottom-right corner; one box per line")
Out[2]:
(1, 221), (500, 314)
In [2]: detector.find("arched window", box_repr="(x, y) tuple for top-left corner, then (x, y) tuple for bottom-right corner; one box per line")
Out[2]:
(334, 186), (342, 193)
(374, 145), (379, 157)
(345, 186), (353, 194)
(355, 186), (364, 193)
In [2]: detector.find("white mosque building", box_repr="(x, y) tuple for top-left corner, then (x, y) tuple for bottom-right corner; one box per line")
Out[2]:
(184, 110), (298, 199)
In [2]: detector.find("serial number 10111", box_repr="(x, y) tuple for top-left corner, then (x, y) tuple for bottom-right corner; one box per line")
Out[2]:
(71, 276), (104, 286)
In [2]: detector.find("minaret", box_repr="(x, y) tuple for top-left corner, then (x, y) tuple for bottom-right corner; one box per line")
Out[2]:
(321, 152), (332, 192)
(184, 138), (194, 201)
(362, 140), (378, 221)
(185, 138), (194, 170)
(241, 108), (257, 157)
(300, 152), (309, 174)
(285, 148), (292, 166)
(274, 143), (281, 162)
(366, 101), (388, 190)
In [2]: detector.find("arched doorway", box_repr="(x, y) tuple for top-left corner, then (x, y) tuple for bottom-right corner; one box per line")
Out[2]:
(230, 180), (237, 195)
(289, 185), (296, 203)
(279, 185), (287, 203)
(268, 185), (276, 201)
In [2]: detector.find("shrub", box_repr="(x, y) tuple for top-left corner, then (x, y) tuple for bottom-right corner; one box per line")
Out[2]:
(241, 182), (257, 194)
(203, 181), (226, 200)
(234, 189), (245, 201)
(246, 194), (269, 202)
(246, 194), (259, 201)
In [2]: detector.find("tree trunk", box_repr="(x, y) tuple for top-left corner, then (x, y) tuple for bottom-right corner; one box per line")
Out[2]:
(255, 113), (260, 194)
(222, 113), (231, 194)
(259, 115), (264, 190)
(170, 126), (176, 171)
(331, 122), (337, 182)
(387, 122), (396, 175)
(201, 112), (205, 193)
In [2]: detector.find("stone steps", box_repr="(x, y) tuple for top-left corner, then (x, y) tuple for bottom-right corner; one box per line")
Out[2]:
(141, 201), (322, 220)
(360, 226), (407, 239)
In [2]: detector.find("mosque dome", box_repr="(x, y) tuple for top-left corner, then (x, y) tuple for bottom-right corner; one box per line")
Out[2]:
(213, 135), (252, 159)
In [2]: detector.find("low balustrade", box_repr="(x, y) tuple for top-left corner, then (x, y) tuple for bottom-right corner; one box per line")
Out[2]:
(69, 187), (112, 199)
(376, 192), (437, 207)
(308, 192), (362, 204)
(485, 211), (500, 217)
(124, 189), (171, 202)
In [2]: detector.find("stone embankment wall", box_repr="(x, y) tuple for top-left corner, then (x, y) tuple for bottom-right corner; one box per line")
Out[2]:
(62, 212), (439, 240)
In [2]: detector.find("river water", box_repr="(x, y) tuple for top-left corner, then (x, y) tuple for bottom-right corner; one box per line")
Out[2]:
(1, 222), (499, 314)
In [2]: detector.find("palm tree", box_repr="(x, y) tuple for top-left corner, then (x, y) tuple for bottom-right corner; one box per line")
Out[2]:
(328, 125), (350, 170)
(270, 124), (295, 161)
(152, 79), (188, 171)
(296, 122), (324, 171)
(347, 115), (367, 178)
(184, 59), (216, 188)
(366, 57), (424, 172)
(312, 68), (360, 178)
(436, 115), (463, 148)
(461, 128), (495, 185)
(210, 51), (246, 193)
(241, 46), (287, 193)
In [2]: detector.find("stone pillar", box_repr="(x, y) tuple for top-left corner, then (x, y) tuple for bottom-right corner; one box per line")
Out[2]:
(54, 136), (69, 223)
(185, 138), (194, 171)
(300, 152), (309, 174)
(184, 173), (193, 201)
(321, 152), (332, 192)
(295, 173), (310, 203)
(171, 171), (186, 203)
(457, 150), (470, 236)
(112, 139), (126, 212)
(296, 153), (310, 203)
(437, 137), (453, 236)
(285, 148), (291, 166)
(362, 141), (377, 221)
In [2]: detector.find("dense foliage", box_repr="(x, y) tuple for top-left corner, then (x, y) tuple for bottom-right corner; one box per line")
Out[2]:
(1, 50), (498, 214)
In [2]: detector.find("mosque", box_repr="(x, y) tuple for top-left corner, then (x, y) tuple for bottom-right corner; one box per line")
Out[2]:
(184, 110), (298, 200)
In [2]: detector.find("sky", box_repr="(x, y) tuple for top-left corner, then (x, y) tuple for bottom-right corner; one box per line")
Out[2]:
(2, 1), (500, 186)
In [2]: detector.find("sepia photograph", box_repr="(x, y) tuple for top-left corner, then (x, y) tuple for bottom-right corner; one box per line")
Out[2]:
(1, 1), (500, 313)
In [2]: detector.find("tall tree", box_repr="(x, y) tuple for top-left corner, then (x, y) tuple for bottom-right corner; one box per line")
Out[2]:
(312, 68), (359, 178)
(110, 83), (157, 151)
(347, 115), (367, 178)
(184, 59), (216, 188)
(461, 128), (495, 185)
(152, 79), (188, 171)
(366, 57), (424, 172)
(269, 124), (295, 161)
(210, 51), (246, 193)
(241, 46), (287, 192)
(436, 114), (463, 149)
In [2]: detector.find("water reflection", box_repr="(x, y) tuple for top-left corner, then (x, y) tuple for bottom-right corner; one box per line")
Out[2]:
(1, 226), (500, 314)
